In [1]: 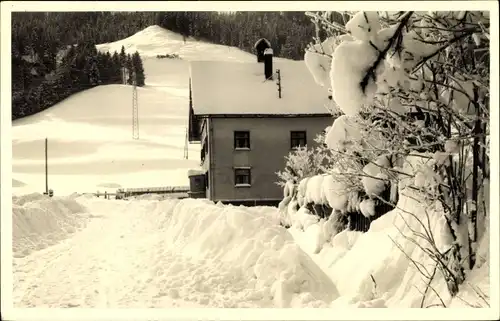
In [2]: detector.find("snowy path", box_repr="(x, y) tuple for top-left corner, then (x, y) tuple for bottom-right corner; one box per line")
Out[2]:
(12, 198), (274, 308)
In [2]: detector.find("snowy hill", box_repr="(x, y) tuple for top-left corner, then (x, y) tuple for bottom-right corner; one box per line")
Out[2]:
(96, 25), (256, 62)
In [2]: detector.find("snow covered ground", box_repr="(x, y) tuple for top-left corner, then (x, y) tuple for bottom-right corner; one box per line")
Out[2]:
(12, 194), (337, 308)
(9, 191), (493, 313)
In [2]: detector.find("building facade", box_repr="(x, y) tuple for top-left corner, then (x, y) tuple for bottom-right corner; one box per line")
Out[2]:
(188, 39), (335, 206)
(194, 115), (332, 205)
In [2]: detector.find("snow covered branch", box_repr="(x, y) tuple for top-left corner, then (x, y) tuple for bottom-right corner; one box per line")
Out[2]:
(295, 10), (490, 299)
(360, 11), (414, 94)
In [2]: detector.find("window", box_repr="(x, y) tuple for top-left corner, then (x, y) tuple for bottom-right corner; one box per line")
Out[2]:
(290, 131), (307, 149)
(234, 131), (250, 149)
(234, 168), (251, 186)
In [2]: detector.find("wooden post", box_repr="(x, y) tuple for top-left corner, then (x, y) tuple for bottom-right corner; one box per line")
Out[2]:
(45, 137), (48, 194)
(276, 69), (281, 99)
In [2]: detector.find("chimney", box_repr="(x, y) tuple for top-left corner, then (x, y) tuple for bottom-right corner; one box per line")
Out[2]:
(264, 48), (273, 80)
(255, 38), (271, 63)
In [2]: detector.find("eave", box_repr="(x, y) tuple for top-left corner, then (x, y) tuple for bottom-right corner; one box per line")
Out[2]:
(192, 113), (333, 119)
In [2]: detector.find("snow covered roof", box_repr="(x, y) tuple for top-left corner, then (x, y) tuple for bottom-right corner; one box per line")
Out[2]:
(187, 169), (206, 176)
(254, 38), (271, 49)
(189, 60), (335, 116)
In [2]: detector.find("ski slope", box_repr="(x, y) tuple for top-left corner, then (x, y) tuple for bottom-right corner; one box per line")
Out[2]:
(12, 25), (262, 196)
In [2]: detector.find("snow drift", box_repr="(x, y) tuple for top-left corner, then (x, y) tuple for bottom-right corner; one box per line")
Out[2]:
(161, 199), (339, 307)
(12, 193), (90, 258)
(12, 195), (339, 308)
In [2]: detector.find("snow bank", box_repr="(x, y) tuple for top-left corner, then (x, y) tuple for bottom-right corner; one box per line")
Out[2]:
(162, 198), (339, 307)
(12, 193), (90, 258)
(288, 182), (490, 308)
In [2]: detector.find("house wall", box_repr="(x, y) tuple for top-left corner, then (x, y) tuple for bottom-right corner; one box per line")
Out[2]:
(208, 116), (333, 203)
(199, 117), (212, 199)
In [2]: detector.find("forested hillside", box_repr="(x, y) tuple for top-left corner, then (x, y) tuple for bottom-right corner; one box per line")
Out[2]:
(11, 11), (327, 120)
(11, 12), (149, 120)
(154, 11), (321, 59)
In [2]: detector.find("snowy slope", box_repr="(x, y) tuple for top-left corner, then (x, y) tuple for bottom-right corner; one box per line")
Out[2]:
(12, 25), (270, 196)
(96, 25), (257, 62)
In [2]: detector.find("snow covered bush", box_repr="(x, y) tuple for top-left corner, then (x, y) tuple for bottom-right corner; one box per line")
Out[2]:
(304, 10), (490, 298)
(276, 137), (331, 188)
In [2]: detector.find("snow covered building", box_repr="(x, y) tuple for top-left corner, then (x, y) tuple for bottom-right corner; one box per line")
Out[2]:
(188, 50), (334, 206)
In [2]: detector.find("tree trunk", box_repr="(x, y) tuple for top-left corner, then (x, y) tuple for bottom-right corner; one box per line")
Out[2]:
(468, 87), (481, 270)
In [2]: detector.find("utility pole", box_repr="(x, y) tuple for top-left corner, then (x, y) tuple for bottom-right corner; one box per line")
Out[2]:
(276, 69), (282, 99)
(45, 137), (48, 194)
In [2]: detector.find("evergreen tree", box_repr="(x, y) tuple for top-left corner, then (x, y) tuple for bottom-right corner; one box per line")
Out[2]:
(111, 51), (122, 83)
(52, 66), (73, 99)
(12, 56), (27, 92)
(119, 45), (127, 67)
(132, 51), (145, 86)
(280, 37), (295, 59)
(88, 56), (101, 86)
(125, 53), (134, 85)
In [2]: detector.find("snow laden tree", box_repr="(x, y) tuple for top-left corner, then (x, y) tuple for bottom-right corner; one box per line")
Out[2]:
(304, 11), (490, 298)
(276, 134), (331, 187)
